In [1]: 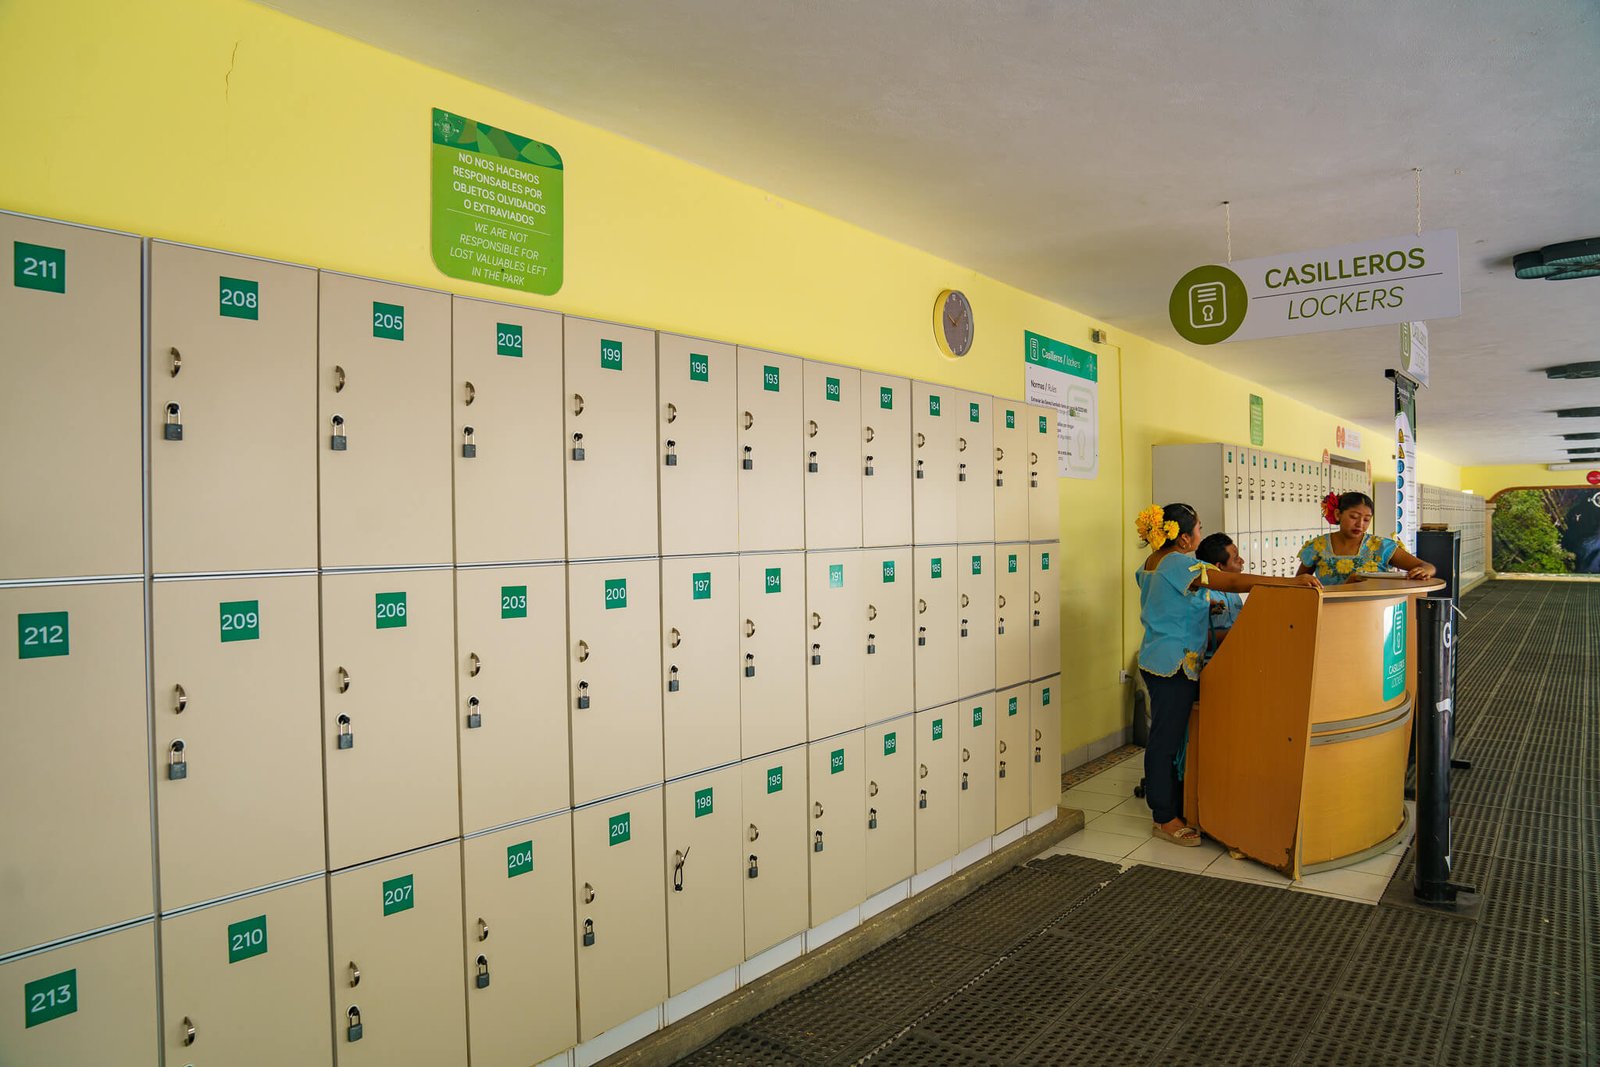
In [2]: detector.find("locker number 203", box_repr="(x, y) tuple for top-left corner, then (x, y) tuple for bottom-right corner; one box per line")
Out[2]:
(501, 586), (528, 619)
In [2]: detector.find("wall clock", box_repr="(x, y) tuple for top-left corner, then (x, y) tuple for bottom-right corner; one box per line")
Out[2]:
(934, 289), (974, 358)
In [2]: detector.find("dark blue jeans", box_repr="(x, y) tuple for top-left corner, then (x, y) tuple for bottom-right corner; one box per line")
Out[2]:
(1141, 669), (1198, 825)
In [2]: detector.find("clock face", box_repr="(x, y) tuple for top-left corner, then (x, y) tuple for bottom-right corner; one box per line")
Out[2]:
(937, 290), (974, 357)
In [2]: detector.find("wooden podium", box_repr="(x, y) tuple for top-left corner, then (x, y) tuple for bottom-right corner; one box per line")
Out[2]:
(1184, 578), (1446, 877)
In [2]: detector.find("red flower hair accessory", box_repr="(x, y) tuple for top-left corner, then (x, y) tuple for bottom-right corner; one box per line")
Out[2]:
(1322, 492), (1341, 525)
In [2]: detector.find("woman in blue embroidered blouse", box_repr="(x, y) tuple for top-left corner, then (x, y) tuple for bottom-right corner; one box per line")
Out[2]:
(1298, 492), (1436, 585)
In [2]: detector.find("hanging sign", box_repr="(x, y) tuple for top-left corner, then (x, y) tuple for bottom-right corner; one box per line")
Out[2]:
(1393, 373), (1419, 553)
(1248, 395), (1264, 446)
(1169, 230), (1459, 345)
(1023, 331), (1098, 479)
(1399, 321), (1430, 387)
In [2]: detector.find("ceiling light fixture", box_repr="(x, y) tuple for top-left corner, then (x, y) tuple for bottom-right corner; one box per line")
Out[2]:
(1546, 361), (1600, 379)
(1515, 237), (1600, 281)
(1555, 407), (1600, 418)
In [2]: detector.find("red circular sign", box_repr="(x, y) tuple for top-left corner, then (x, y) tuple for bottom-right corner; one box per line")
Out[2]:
(1588, 470), (1600, 486)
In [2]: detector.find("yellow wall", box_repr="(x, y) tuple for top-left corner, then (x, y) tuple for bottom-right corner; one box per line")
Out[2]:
(1462, 464), (1597, 498)
(0, 0), (1464, 754)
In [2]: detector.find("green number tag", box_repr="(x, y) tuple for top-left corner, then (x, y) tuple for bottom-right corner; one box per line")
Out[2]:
(603, 578), (628, 609)
(219, 600), (260, 643)
(17, 611), (69, 659)
(971, 555), (982, 575)
(969, 402), (980, 423)
(763, 364), (780, 391)
(382, 874), (414, 916)
(882, 560), (896, 583)
(23, 969), (76, 1028)
(1043, 687), (1052, 706)
(228, 915), (269, 964)
(692, 572), (711, 600)
(219, 277), (259, 320)
(1006, 409), (1016, 429)
(600, 339), (623, 370)
(1042, 552), (1051, 571)
(883, 732), (897, 756)
(694, 787), (714, 817)
(825, 376), (841, 402)
(764, 567), (782, 594)
(608, 812), (631, 845)
(507, 840), (534, 877)
(1008, 697), (1019, 716)
(375, 592), (407, 629)
(1008, 554), (1019, 573)
(372, 301), (405, 340)
(880, 386), (893, 409)
(829, 564), (844, 588)
(931, 557), (943, 579)
(1038, 415), (1047, 433)
(830, 748), (845, 774)
(766, 766), (784, 793)
(1383, 603), (1407, 701)
(930, 395), (941, 416)
(689, 354), (709, 382)
(932, 719), (945, 741)
(500, 585), (528, 619)
(13, 242), (65, 294)
(972, 706), (984, 726)
(496, 323), (523, 357)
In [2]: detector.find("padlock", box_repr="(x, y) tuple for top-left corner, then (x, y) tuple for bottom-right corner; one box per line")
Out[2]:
(868, 808), (877, 830)
(461, 426), (477, 459)
(337, 715), (353, 749)
(811, 643), (821, 666)
(576, 681), (590, 710)
(1031, 474), (1039, 488)
(958, 462), (967, 482)
(866, 633), (876, 656)
(583, 919), (596, 947)
(1034, 610), (1042, 628)
(961, 619), (969, 638)
(168, 740), (187, 781)
(918, 627), (927, 647)
(475, 955), (491, 989)
(744, 654), (755, 678)
(346, 1007), (363, 1043)
(163, 402), (184, 441)
(864, 455), (874, 477)
(668, 666), (680, 693)
(742, 445), (753, 470)
(813, 830), (824, 853)
(330, 414), (347, 451)
(999, 760), (1007, 779)
(665, 438), (677, 466)
(748, 855), (759, 879)
(916, 459), (925, 479)
(571, 432), (585, 461)
(1035, 747), (1042, 763)
(466, 696), (482, 729)
(996, 471), (1004, 487)
(919, 790), (928, 809)
(808, 451), (818, 473)
(998, 617), (1006, 635)
(962, 773), (970, 791)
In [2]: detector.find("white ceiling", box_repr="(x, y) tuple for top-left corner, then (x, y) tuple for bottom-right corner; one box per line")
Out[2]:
(267, 0), (1600, 466)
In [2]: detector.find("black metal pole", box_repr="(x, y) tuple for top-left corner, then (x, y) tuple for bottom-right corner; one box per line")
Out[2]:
(1413, 595), (1475, 907)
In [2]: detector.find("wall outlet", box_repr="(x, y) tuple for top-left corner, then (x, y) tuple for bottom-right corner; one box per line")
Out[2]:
(1118, 669), (1131, 684)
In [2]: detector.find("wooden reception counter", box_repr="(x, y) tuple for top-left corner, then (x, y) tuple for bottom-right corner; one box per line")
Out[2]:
(1183, 577), (1446, 878)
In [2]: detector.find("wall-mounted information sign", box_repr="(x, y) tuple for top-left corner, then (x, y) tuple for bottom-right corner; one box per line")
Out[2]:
(1023, 330), (1098, 480)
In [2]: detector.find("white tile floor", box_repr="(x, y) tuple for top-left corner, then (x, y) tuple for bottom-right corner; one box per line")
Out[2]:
(1040, 755), (1415, 904)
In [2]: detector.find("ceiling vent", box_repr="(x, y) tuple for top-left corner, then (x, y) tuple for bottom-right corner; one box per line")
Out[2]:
(1546, 361), (1600, 380)
(1555, 407), (1600, 418)
(1515, 237), (1600, 281)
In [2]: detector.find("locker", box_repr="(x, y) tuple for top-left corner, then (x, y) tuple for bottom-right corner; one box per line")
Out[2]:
(573, 789), (668, 1041)
(860, 373), (912, 548)
(1, 582), (150, 957)
(318, 273), (452, 569)
(803, 362), (864, 550)
(992, 399), (1029, 543)
(863, 716), (915, 896)
(913, 706), (960, 872)
(0, 921), (156, 1065)
(863, 547), (914, 723)
(456, 565), (569, 836)
(807, 733), (866, 924)
(993, 547), (1030, 689)
(1, 213), (142, 581)
(568, 560), (664, 806)
(957, 545), (996, 698)
(994, 686), (1030, 833)
(563, 317), (659, 560)
(153, 575), (324, 912)
(320, 569), (458, 871)
(158, 878), (332, 1067)
(329, 842), (467, 1066)
(737, 348), (804, 551)
(954, 392), (996, 543)
(738, 553), (807, 757)
(661, 555), (740, 779)
(1031, 676), (1064, 815)
(741, 751), (809, 957)
(805, 550), (866, 740)
(1029, 544), (1062, 679)
(957, 695), (997, 852)
(462, 816), (578, 1067)
(1027, 406), (1061, 542)
(452, 298), (566, 565)
(913, 546), (958, 711)
(665, 766), (744, 995)
(911, 382), (958, 545)
(149, 242), (318, 574)
(659, 334), (738, 556)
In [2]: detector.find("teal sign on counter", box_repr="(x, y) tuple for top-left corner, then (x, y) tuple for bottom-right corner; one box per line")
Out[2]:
(1383, 602), (1408, 701)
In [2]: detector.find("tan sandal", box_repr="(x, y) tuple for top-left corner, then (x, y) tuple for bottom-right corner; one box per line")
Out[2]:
(1152, 823), (1203, 847)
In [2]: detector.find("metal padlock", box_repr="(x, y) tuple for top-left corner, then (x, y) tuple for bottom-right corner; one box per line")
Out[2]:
(866, 633), (876, 656)
(1035, 747), (1043, 763)
(668, 666), (680, 693)
(1034, 610), (1042, 628)
(461, 426), (476, 459)
(996, 471), (1004, 487)
(916, 460), (925, 479)
(576, 681), (590, 710)
(337, 715), (353, 749)
(748, 855), (759, 879)
(665, 439), (677, 466)
(918, 627), (927, 647)
(919, 790), (928, 809)
(330, 414), (347, 451)
(864, 455), (874, 477)
(475, 955), (491, 989)
(571, 432), (585, 461)
(808, 451), (818, 473)
(1031, 474), (1039, 488)
(347, 1007), (363, 1043)
(466, 696), (482, 729)
(961, 619), (969, 638)
(742, 446), (753, 470)
(868, 808), (877, 830)
(958, 462), (967, 482)
(168, 740), (187, 781)
(962, 773), (970, 791)
(163, 402), (184, 441)
(744, 654), (755, 678)
(998, 618), (1006, 635)
(813, 831), (824, 853)
(999, 760), (1007, 779)
(582, 919), (596, 947)
(811, 644), (821, 666)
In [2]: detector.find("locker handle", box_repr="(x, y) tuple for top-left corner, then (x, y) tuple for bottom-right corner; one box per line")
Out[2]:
(999, 740), (1007, 753)
(577, 640), (590, 662)
(811, 612), (822, 630)
(468, 652), (481, 677)
(169, 347), (182, 378)
(808, 419), (818, 438)
(583, 882), (596, 904)
(1033, 591), (1042, 604)
(742, 411), (754, 430)
(348, 961), (361, 987)
(866, 604), (877, 621)
(333, 365), (345, 392)
(337, 666), (351, 693)
(963, 748), (971, 763)
(997, 594), (1007, 608)
(464, 380), (475, 406)
(572, 393), (585, 416)
(960, 594), (970, 608)
(868, 780), (879, 797)
(181, 1016), (196, 1046)
(958, 436), (968, 452)
(919, 764), (929, 779)
(670, 628), (682, 649)
(864, 426), (875, 443)
(995, 446), (1003, 460)
(917, 599), (927, 614)
(813, 802), (824, 819)
(1034, 729), (1043, 741)
(477, 918), (489, 942)
(745, 620), (756, 638)
(748, 823), (759, 842)
(665, 402), (677, 424)
(1030, 451), (1038, 465)
(915, 432), (925, 448)
(172, 683), (187, 715)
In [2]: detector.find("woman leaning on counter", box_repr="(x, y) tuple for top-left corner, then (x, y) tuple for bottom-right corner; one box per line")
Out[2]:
(1135, 504), (1321, 847)
(1299, 492), (1437, 585)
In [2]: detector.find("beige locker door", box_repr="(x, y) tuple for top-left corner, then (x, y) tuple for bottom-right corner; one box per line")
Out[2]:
(462, 817), (577, 1067)
(0, 213), (141, 580)
(662, 555), (741, 779)
(318, 273), (452, 569)
(807, 733), (865, 924)
(738, 554), (806, 757)
(911, 383), (958, 545)
(804, 550), (866, 740)
(994, 548), (1030, 689)
(158, 878), (332, 1067)
(1031, 677), (1064, 814)
(664, 767), (744, 995)
(994, 686), (1030, 832)
(957, 545), (996, 699)
(803, 363), (863, 550)
(1, 583), (150, 957)
(863, 548), (913, 723)
(860, 373), (912, 548)
(957, 695), (997, 852)
(736, 349), (804, 551)
(955, 393), (996, 544)
(456, 565), (569, 836)
(563, 318), (659, 560)
(452, 298), (566, 565)
(992, 400), (1029, 544)
(914, 707), (960, 872)
(0, 921), (156, 1065)
(1027, 406), (1061, 543)
(149, 243), (318, 574)
(659, 335), (737, 556)
(329, 842), (467, 1066)
(567, 560), (663, 806)
(573, 790), (668, 1041)
(913, 547), (958, 711)
(741, 751), (808, 957)
(862, 717), (914, 896)
(153, 575), (324, 912)
(320, 569), (459, 871)
(1227, 446), (1247, 536)
(1029, 544), (1062, 679)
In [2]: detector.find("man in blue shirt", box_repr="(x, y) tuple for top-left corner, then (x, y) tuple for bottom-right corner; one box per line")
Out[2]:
(1196, 533), (1244, 659)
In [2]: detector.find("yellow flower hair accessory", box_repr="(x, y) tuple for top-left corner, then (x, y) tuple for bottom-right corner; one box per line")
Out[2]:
(1135, 505), (1179, 548)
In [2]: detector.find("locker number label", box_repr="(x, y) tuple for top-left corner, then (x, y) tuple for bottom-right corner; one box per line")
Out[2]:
(969, 402), (980, 423)
(1008, 696), (1019, 716)
(930, 558), (943, 579)
(1042, 687), (1052, 706)
(13, 241), (65, 294)
(600, 338), (623, 370)
(692, 571), (712, 600)
(830, 748), (845, 774)
(1005, 409), (1016, 429)
(608, 812), (632, 845)
(218, 276), (260, 319)
(694, 787), (714, 817)
(372, 302), (405, 340)
(932, 719), (945, 741)
(880, 386), (893, 409)
(23, 969), (76, 1028)
(929, 394), (941, 416)
(382, 874), (415, 915)
(766, 766), (784, 793)
(762, 365), (780, 392)
(1038, 415), (1047, 433)
(829, 564), (844, 589)
(603, 578), (628, 609)
(219, 600), (261, 643)
(972, 706), (984, 727)
(17, 611), (69, 659)
(971, 555), (982, 575)
(764, 567), (782, 594)
(1042, 552), (1051, 571)
(883, 732), (897, 756)
(1008, 554), (1019, 573)
(501, 585), (528, 619)
(228, 914), (269, 964)
(496, 323), (523, 357)
(881, 560), (895, 583)
(825, 376), (841, 402)
(689, 354), (709, 382)
(375, 592), (408, 629)
(507, 840), (534, 877)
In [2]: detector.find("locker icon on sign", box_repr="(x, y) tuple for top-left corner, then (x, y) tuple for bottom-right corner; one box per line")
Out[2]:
(1188, 283), (1226, 328)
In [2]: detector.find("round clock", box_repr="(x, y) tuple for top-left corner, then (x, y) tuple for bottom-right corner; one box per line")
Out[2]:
(934, 289), (974, 358)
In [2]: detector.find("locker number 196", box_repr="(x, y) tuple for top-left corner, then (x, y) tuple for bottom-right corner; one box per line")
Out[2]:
(689, 355), (709, 382)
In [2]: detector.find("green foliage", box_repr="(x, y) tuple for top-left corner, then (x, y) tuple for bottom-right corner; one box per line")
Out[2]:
(1492, 491), (1573, 573)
